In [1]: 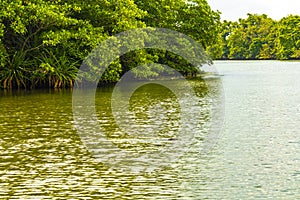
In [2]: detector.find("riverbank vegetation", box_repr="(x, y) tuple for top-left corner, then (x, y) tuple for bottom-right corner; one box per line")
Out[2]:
(208, 13), (300, 60)
(3, 1), (300, 89)
(0, 0), (220, 89)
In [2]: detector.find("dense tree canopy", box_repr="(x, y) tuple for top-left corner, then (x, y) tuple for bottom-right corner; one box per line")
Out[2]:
(0, 0), (220, 89)
(208, 13), (300, 60)
(2, 0), (300, 89)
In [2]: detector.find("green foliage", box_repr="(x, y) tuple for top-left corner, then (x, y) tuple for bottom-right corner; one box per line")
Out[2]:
(33, 49), (79, 88)
(130, 0), (220, 77)
(211, 13), (300, 60)
(0, 51), (29, 89)
(275, 15), (300, 60)
(227, 14), (275, 59)
(0, 0), (219, 89)
(0, 0), (89, 88)
(135, 0), (220, 48)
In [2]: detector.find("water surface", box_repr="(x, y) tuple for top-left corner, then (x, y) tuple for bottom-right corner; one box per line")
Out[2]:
(0, 61), (299, 199)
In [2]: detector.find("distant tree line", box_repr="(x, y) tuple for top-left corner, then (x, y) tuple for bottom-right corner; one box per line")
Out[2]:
(207, 13), (300, 60)
(0, 0), (220, 89)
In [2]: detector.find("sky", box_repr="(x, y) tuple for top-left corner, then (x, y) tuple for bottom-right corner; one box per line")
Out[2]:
(207, 0), (300, 21)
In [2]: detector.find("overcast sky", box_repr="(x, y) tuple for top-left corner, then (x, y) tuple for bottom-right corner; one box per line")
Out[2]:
(207, 0), (300, 21)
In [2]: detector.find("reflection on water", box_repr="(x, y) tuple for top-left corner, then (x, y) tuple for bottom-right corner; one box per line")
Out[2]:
(0, 77), (220, 199)
(2, 61), (298, 199)
(88, 78), (215, 173)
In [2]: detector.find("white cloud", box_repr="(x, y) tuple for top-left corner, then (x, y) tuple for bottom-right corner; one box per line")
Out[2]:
(207, 0), (300, 21)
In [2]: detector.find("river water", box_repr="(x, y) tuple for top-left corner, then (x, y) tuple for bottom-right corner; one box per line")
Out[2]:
(0, 61), (299, 199)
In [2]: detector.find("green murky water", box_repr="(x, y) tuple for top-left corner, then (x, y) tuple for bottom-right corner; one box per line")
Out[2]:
(0, 61), (299, 199)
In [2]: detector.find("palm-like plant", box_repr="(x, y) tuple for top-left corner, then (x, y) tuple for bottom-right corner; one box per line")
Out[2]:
(0, 51), (29, 89)
(34, 49), (79, 88)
